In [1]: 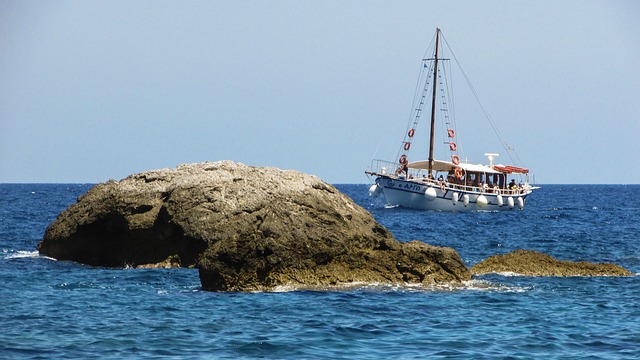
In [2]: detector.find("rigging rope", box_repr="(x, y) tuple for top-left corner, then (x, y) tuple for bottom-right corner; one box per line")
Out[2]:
(395, 34), (437, 166)
(440, 33), (521, 167)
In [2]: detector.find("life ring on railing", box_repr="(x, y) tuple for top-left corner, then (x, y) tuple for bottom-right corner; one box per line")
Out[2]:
(451, 155), (460, 165)
(449, 142), (457, 151)
(408, 129), (415, 138)
(404, 142), (411, 151)
(399, 155), (408, 165)
(447, 129), (455, 138)
(454, 168), (463, 179)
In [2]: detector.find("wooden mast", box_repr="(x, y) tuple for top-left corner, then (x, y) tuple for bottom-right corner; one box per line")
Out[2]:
(428, 28), (440, 177)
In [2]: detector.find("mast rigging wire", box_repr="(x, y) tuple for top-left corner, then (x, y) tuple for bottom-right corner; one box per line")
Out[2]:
(440, 33), (522, 167)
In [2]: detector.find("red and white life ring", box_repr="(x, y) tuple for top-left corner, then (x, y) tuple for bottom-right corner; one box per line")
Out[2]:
(408, 129), (415, 138)
(454, 168), (463, 179)
(451, 155), (460, 165)
(449, 142), (457, 151)
(447, 129), (455, 138)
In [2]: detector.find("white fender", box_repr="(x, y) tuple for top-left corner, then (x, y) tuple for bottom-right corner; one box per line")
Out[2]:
(507, 196), (515, 209)
(517, 196), (525, 210)
(497, 194), (504, 207)
(424, 187), (437, 201)
(368, 184), (381, 197)
(462, 194), (470, 207)
(452, 192), (458, 206)
(476, 195), (488, 207)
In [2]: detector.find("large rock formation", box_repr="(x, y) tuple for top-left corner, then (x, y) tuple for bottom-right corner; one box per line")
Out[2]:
(198, 237), (469, 292)
(470, 249), (633, 277)
(38, 161), (471, 291)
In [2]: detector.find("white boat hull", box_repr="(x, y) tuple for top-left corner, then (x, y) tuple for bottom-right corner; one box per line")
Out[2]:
(373, 176), (529, 212)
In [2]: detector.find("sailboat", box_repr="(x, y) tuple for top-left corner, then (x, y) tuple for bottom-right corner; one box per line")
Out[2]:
(366, 28), (537, 211)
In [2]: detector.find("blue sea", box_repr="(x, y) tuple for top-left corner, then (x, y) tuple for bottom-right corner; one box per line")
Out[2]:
(1, 184), (639, 359)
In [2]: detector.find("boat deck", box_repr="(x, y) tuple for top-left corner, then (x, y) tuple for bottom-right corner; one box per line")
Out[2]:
(366, 159), (531, 196)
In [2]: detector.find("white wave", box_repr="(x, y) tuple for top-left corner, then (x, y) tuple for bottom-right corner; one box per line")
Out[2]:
(3, 250), (57, 261)
(492, 271), (526, 277)
(271, 281), (373, 293)
(268, 279), (530, 293)
(5, 250), (40, 259)
(460, 279), (531, 293)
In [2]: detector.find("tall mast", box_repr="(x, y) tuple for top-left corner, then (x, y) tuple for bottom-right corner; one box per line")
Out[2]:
(428, 28), (440, 176)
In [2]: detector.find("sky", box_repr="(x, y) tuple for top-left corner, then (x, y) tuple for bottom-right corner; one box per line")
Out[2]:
(1, 1), (639, 184)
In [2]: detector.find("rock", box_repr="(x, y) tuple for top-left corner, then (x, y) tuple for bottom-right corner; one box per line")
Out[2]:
(470, 249), (634, 277)
(135, 254), (182, 269)
(38, 161), (471, 290)
(198, 238), (470, 292)
(38, 165), (210, 268)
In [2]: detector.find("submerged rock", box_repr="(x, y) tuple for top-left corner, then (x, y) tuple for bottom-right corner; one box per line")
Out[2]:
(38, 161), (470, 291)
(470, 249), (633, 277)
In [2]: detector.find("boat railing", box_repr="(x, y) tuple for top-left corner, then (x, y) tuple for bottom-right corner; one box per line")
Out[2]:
(367, 159), (530, 196)
(366, 159), (404, 177)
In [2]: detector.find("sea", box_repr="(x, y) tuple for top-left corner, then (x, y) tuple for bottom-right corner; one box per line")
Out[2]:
(1, 183), (639, 359)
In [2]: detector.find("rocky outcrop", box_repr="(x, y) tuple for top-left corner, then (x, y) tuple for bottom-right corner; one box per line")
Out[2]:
(38, 161), (471, 291)
(470, 249), (634, 277)
(198, 237), (470, 292)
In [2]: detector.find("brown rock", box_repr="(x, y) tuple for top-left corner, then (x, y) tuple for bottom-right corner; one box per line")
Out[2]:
(38, 161), (471, 291)
(470, 249), (634, 277)
(198, 237), (470, 292)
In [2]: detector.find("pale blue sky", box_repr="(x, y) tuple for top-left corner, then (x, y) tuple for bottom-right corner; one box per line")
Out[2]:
(1, 1), (638, 184)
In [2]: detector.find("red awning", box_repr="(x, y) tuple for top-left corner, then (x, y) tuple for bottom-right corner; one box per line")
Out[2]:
(494, 165), (529, 174)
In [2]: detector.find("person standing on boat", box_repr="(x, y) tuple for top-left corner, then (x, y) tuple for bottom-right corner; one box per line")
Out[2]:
(396, 164), (409, 179)
(509, 179), (517, 190)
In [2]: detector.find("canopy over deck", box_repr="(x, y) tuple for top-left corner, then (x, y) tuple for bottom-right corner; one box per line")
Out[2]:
(407, 159), (528, 174)
(493, 165), (530, 174)
(407, 159), (500, 174)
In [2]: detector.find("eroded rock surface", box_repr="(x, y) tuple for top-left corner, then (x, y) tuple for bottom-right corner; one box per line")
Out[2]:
(470, 249), (633, 277)
(198, 237), (470, 292)
(38, 161), (471, 291)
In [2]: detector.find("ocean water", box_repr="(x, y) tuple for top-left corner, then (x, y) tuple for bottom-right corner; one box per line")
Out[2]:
(1, 183), (639, 359)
